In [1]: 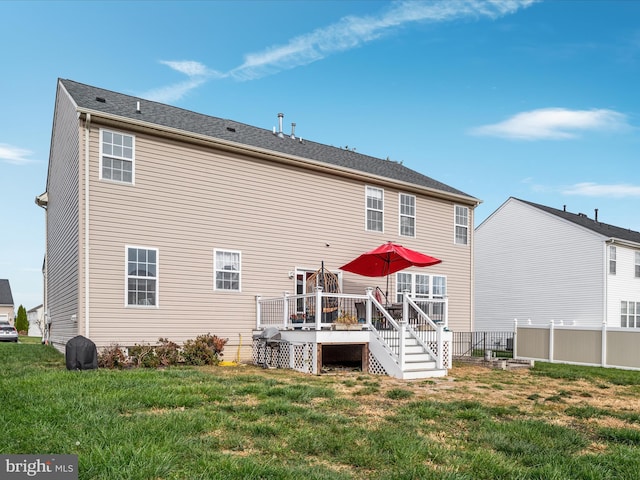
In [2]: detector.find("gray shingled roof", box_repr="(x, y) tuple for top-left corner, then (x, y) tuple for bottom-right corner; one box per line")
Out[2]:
(0, 279), (14, 306)
(517, 198), (640, 245)
(60, 79), (477, 201)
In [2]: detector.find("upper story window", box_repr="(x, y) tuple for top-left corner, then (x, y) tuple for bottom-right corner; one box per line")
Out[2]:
(454, 205), (469, 245)
(366, 186), (384, 232)
(399, 193), (416, 237)
(635, 252), (640, 278)
(126, 246), (157, 306)
(609, 245), (617, 275)
(215, 250), (241, 291)
(101, 129), (134, 184)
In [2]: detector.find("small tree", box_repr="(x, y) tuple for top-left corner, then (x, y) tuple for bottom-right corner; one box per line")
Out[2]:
(15, 305), (28, 334)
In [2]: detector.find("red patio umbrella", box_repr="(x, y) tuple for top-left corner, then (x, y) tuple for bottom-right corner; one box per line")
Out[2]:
(339, 241), (442, 302)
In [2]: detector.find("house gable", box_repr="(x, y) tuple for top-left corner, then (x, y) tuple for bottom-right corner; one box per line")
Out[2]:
(475, 198), (605, 331)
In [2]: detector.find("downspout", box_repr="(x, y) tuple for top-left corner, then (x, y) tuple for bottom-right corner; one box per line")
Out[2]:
(84, 113), (91, 338)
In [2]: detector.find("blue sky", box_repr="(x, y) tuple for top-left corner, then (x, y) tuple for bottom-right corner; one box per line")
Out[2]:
(1, 0), (639, 310)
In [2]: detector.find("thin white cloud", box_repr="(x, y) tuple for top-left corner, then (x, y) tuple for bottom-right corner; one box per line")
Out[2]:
(141, 61), (224, 103)
(147, 0), (536, 100)
(563, 182), (640, 198)
(0, 143), (33, 165)
(470, 108), (631, 140)
(230, 0), (537, 80)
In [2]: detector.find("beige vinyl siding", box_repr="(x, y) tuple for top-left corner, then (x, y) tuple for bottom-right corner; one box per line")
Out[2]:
(83, 124), (474, 356)
(46, 83), (81, 349)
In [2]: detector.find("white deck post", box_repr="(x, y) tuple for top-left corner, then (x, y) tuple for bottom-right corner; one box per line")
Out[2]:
(315, 286), (323, 331)
(436, 324), (444, 370)
(445, 296), (449, 328)
(366, 287), (373, 327)
(255, 295), (262, 329)
(283, 291), (290, 328)
(398, 320), (406, 371)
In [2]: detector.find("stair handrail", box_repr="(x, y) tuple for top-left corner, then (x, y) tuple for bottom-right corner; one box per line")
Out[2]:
(405, 294), (445, 370)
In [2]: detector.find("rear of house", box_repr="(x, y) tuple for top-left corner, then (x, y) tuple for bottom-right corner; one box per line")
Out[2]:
(39, 79), (479, 359)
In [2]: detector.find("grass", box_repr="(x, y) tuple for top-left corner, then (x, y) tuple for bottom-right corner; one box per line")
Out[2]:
(3, 343), (640, 479)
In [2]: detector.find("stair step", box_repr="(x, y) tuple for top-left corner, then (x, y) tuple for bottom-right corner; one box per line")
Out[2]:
(404, 353), (433, 362)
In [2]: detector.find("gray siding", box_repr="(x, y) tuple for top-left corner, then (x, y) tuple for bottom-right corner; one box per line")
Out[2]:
(475, 198), (605, 331)
(46, 83), (81, 348)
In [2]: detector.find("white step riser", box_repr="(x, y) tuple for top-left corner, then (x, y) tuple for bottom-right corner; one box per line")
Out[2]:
(403, 360), (436, 369)
(404, 353), (433, 362)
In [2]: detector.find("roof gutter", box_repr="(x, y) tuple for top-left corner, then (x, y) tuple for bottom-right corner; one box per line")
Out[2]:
(76, 108), (481, 207)
(606, 238), (640, 249)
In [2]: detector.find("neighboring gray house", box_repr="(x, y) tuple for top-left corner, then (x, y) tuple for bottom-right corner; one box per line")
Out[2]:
(475, 197), (640, 331)
(0, 279), (15, 324)
(38, 78), (480, 359)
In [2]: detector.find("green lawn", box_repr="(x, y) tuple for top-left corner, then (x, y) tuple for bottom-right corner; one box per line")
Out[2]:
(2, 343), (640, 479)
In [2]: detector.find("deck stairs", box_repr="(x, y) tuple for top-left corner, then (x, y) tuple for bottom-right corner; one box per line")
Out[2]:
(368, 326), (448, 380)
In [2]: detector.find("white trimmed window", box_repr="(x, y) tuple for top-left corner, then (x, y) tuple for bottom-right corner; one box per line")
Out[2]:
(621, 301), (640, 328)
(215, 250), (241, 291)
(609, 245), (616, 275)
(366, 186), (384, 232)
(635, 252), (640, 278)
(395, 273), (446, 301)
(126, 247), (157, 306)
(399, 193), (416, 237)
(454, 205), (468, 245)
(101, 129), (134, 184)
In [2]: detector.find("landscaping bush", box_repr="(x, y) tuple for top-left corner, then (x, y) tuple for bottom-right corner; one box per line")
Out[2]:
(182, 333), (228, 366)
(128, 343), (159, 368)
(155, 337), (181, 367)
(97, 344), (129, 369)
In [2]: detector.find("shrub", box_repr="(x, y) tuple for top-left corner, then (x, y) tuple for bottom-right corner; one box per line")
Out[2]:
(97, 344), (129, 369)
(128, 343), (159, 368)
(182, 333), (228, 366)
(156, 337), (181, 367)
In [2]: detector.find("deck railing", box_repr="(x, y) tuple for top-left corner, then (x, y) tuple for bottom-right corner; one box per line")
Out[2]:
(256, 289), (449, 371)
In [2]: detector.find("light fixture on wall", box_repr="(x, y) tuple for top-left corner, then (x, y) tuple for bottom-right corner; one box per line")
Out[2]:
(288, 271), (295, 279)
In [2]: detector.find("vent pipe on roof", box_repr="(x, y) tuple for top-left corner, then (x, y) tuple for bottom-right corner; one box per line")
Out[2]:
(563, 205), (566, 212)
(595, 209), (599, 222)
(290, 122), (296, 139)
(136, 101), (141, 114)
(277, 113), (284, 138)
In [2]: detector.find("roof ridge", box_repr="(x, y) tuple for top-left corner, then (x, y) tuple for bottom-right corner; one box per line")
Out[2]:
(60, 79), (478, 203)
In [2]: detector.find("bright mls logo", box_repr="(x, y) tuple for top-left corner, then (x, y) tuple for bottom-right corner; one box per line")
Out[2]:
(1, 455), (78, 479)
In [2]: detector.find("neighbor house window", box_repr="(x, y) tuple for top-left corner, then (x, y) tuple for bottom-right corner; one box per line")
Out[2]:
(101, 129), (134, 184)
(366, 186), (384, 232)
(126, 247), (157, 306)
(215, 250), (241, 291)
(399, 193), (416, 237)
(609, 246), (616, 275)
(454, 205), (468, 245)
(636, 252), (640, 278)
(621, 301), (640, 328)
